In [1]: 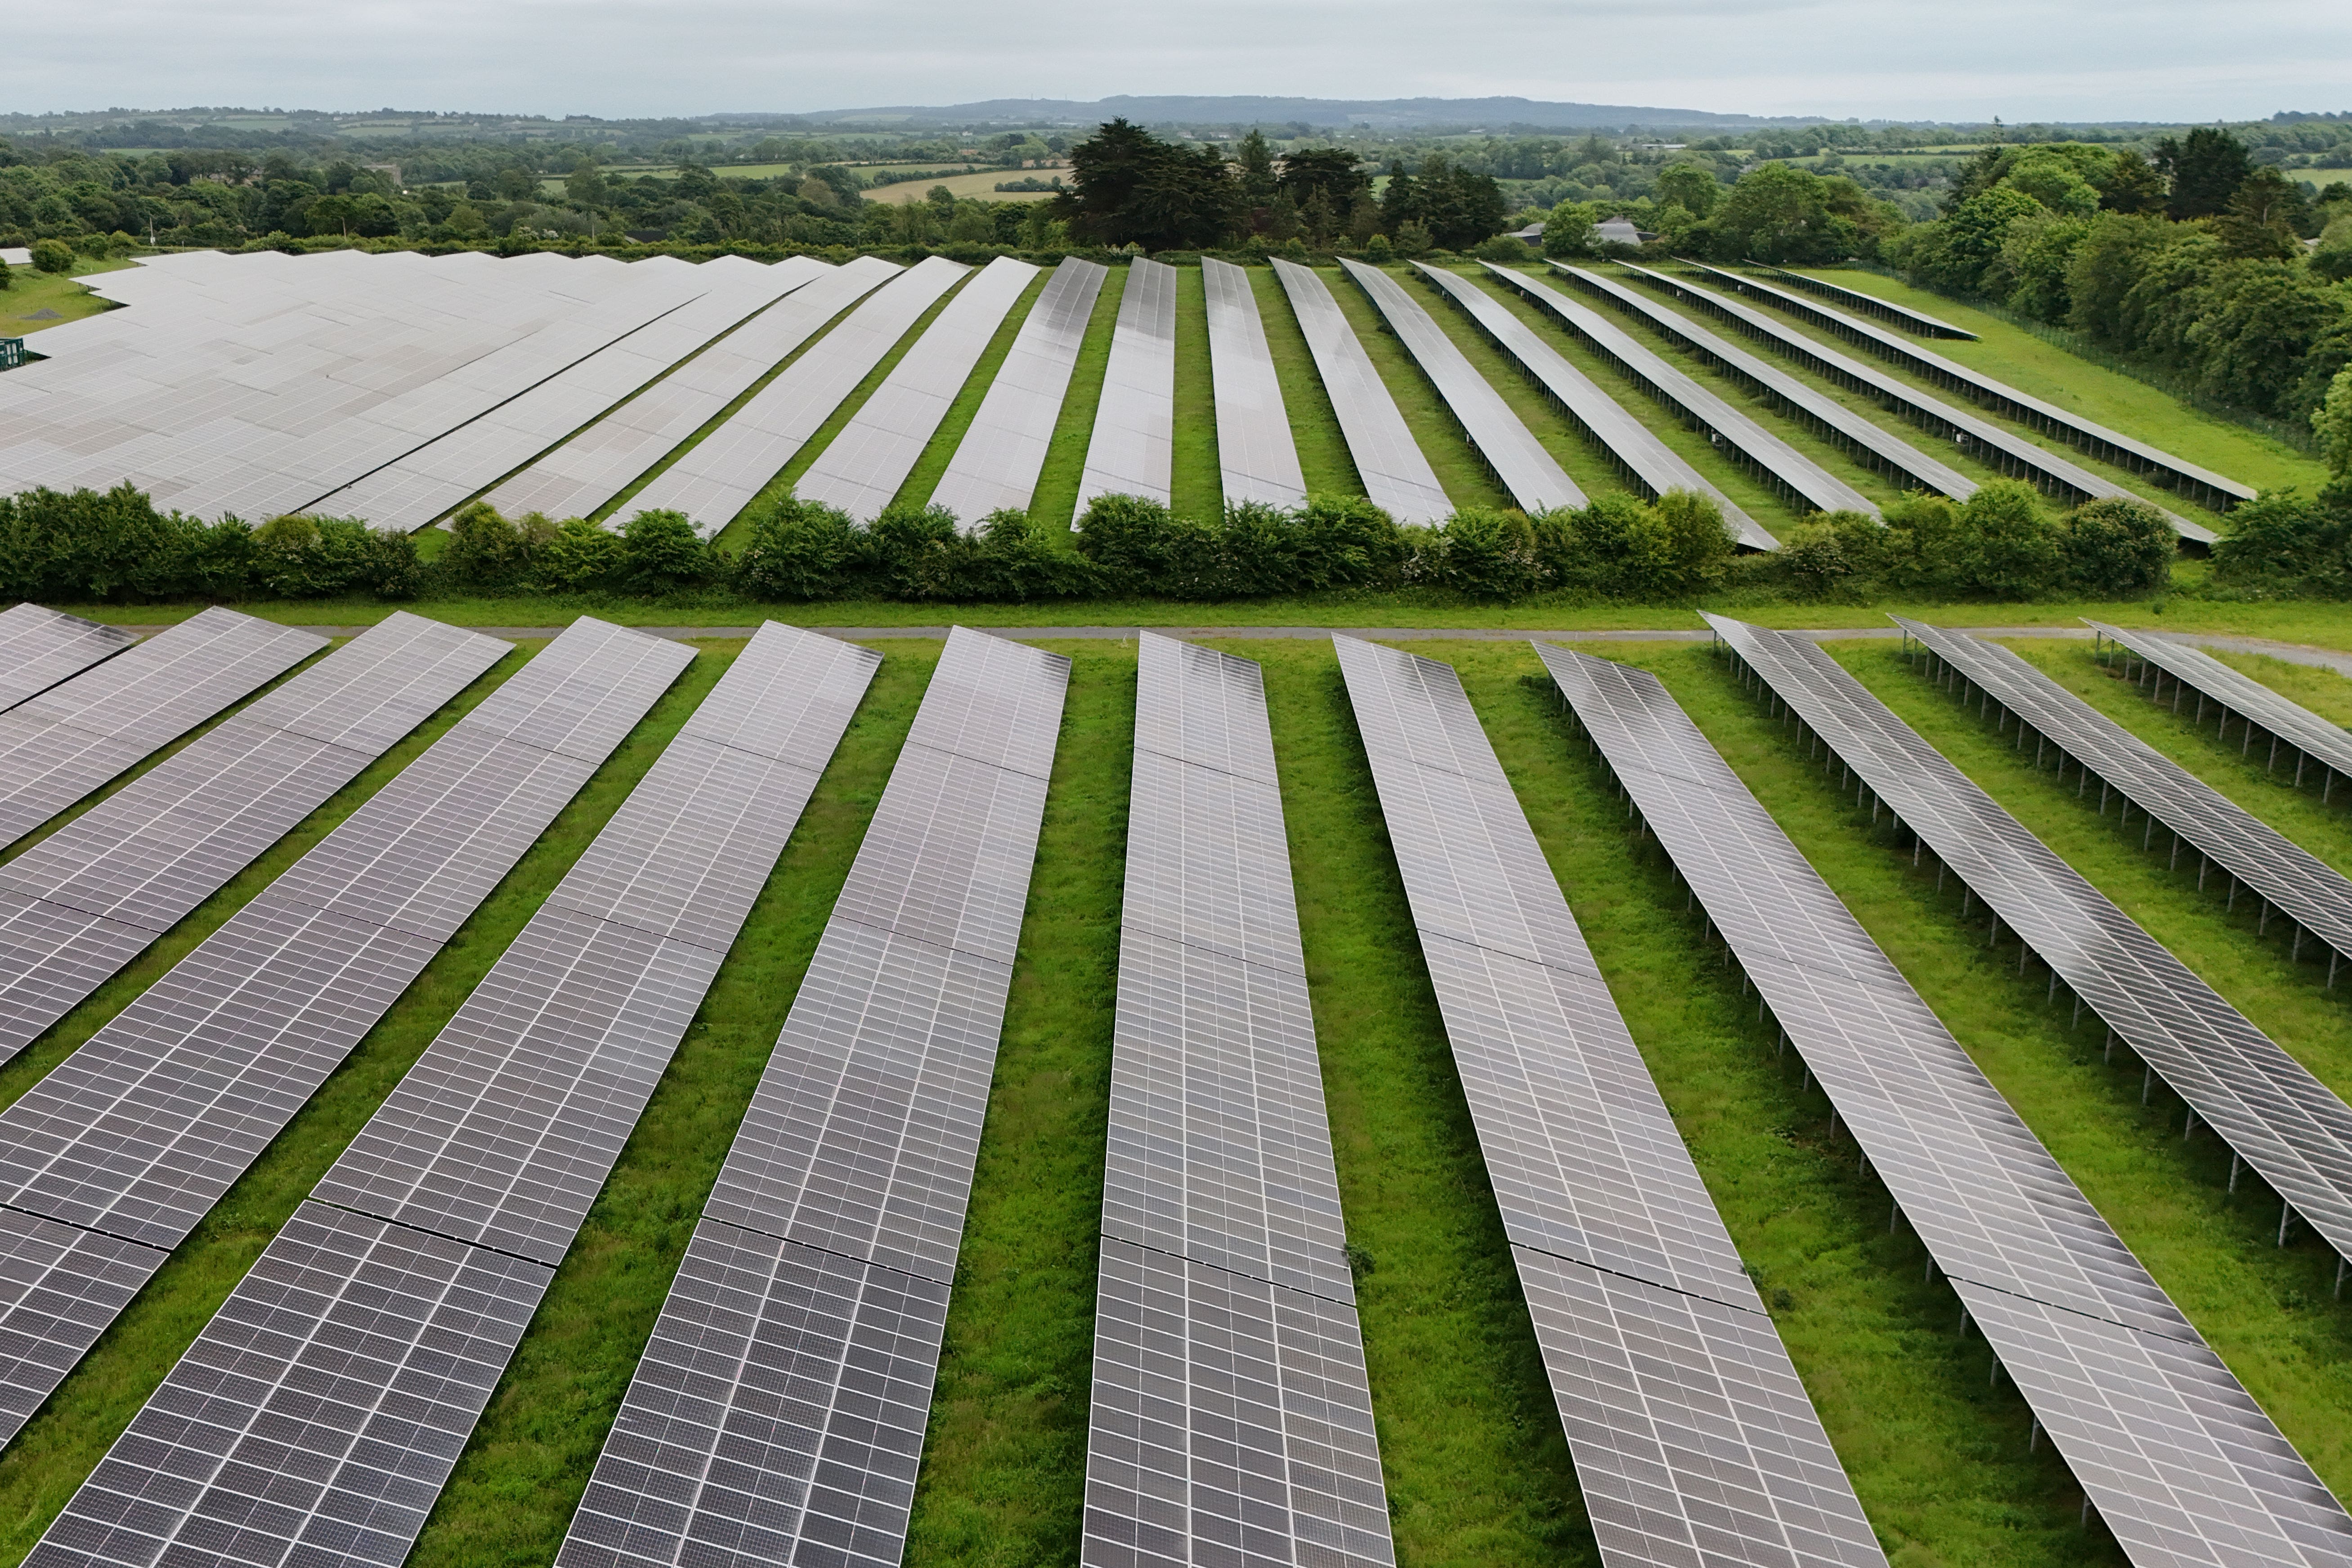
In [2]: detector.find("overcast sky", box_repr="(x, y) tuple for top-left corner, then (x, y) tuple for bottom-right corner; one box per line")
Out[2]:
(16, 0), (2348, 124)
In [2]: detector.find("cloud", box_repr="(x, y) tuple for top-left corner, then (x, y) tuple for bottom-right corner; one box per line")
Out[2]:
(12, 0), (2349, 122)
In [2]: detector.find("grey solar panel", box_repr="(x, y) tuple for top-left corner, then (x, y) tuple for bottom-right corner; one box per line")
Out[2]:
(1081, 632), (1394, 1567)
(1745, 264), (1977, 338)
(0, 619), (691, 1452)
(0, 612), (506, 1064)
(1563, 629), (2352, 1563)
(1076, 257), (1177, 517)
(1201, 258), (1308, 509)
(557, 625), (1067, 1568)
(1883, 618), (2352, 1264)
(1337, 634), (1885, 1568)
(1550, 266), (1976, 502)
(1269, 259), (1451, 525)
(22, 622), (879, 1560)
(0, 605), (134, 714)
(2086, 621), (2352, 794)
(1633, 264), (2217, 541)
(1456, 263), (1843, 541)
(1682, 261), (2249, 513)
(0, 608), (326, 851)
(930, 256), (1109, 525)
(1338, 258), (1581, 515)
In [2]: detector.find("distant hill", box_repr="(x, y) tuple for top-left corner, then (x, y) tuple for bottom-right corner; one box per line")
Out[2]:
(787, 95), (1856, 131)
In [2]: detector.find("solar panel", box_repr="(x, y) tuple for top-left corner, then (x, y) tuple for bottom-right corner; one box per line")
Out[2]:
(1551, 266), (1977, 503)
(1540, 637), (2352, 1566)
(1885, 618), (2352, 1261)
(2086, 621), (2352, 796)
(799, 255), (1037, 522)
(1076, 257), (1177, 517)
(627, 257), (971, 535)
(930, 257), (1109, 525)
(1201, 258), (1308, 509)
(483, 258), (899, 524)
(0, 605), (134, 714)
(1335, 633), (1885, 1568)
(1469, 263), (1868, 531)
(0, 608), (326, 851)
(22, 622), (879, 1560)
(1337, 260), (1580, 515)
(0, 613), (507, 1064)
(1269, 259), (1451, 525)
(0, 619), (695, 1452)
(1656, 263), (2227, 536)
(556, 625), (1068, 1568)
(1744, 264), (1977, 339)
(1077, 633), (1393, 1567)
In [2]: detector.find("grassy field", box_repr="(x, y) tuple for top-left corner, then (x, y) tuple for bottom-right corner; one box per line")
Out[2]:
(6, 258), (138, 335)
(1170, 264), (1222, 521)
(865, 171), (1059, 205)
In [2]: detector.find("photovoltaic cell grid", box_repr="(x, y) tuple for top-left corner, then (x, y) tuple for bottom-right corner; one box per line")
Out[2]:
(628, 255), (970, 535)
(1745, 264), (1977, 339)
(1540, 639), (2352, 1568)
(1080, 632), (1394, 1568)
(483, 257), (900, 525)
(1470, 262), (1875, 527)
(0, 607), (325, 852)
(1201, 257), (1308, 509)
(556, 625), (1068, 1568)
(1269, 259), (1450, 525)
(23, 622), (877, 1568)
(1551, 265), (1977, 502)
(0, 619), (706, 1452)
(799, 255), (1034, 522)
(1900, 618), (2352, 977)
(930, 256), (1109, 524)
(1336, 259), (1581, 515)
(1851, 618), (2352, 1267)
(2086, 621), (2352, 801)
(1335, 634), (1886, 1568)
(314, 257), (827, 530)
(1409, 262), (1779, 546)
(0, 605), (133, 715)
(1667, 261), (2236, 530)
(1078, 257), (1178, 515)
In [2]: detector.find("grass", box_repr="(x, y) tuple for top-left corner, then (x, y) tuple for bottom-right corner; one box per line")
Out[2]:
(1029, 260), (1127, 534)
(864, 171), (1057, 205)
(1248, 266), (1363, 498)
(1170, 264), (1222, 521)
(6, 258), (139, 336)
(890, 265), (1050, 513)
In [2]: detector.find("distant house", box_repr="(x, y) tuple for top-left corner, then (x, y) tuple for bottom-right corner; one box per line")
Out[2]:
(1595, 215), (1658, 246)
(1506, 221), (1546, 241)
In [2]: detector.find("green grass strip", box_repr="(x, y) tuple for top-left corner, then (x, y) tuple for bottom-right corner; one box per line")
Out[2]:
(1029, 262), (1127, 537)
(1171, 265), (1223, 522)
(1248, 267), (1363, 499)
(892, 267), (1052, 515)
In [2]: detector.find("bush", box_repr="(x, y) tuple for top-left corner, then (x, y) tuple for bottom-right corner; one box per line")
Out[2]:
(733, 492), (862, 600)
(1768, 510), (1884, 600)
(538, 516), (624, 593)
(1420, 507), (1546, 600)
(964, 508), (1096, 601)
(2060, 497), (2173, 596)
(1363, 234), (1393, 262)
(2212, 486), (2352, 596)
(30, 239), (73, 274)
(1953, 480), (2061, 598)
(1530, 490), (1735, 600)
(442, 502), (531, 590)
(1472, 235), (1532, 262)
(616, 508), (709, 594)
(865, 501), (968, 600)
(252, 514), (420, 600)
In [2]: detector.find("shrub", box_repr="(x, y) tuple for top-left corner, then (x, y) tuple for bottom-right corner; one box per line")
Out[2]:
(1472, 235), (1532, 262)
(733, 493), (861, 600)
(1422, 507), (1546, 600)
(616, 508), (709, 594)
(1770, 510), (1885, 600)
(2212, 487), (2352, 596)
(538, 517), (624, 593)
(2060, 497), (2173, 596)
(31, 239), (73, 274)
(965, 508), (1095, 600)
(252, 514), (419, 600)
(1363, 234), (1393, 262)
(865, 501), (968, 600)
(442, 502), (531, 590)
(0, 481), (190, 600)
(1953, 480), (2061, 598)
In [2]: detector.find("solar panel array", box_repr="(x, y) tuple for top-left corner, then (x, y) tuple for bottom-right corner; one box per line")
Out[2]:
(628, 256), (971, 534)
(1337, 259), (1583, 514)
(2087, 620), (2352, 796)
(1335, 634), (1886, 1568)
(1201, 257), (1309, 509)
(556, 625), (1068, 1568)
(1745, 264), (1978, 339)
(1473, 263), (1876, 526)
(1544, 639), (2352, 1566)
(482, 257), (901, 524)
(799, 255), (1035, 521)
(1677, 260), (2252, 515)
(1077, 257), (1178, 515)
(1269, 259), (1451, 525)
(0, 611), (506, 1066)
(1615, 263), (2214, 543)
(0, 607), (326, 853)
(0, 619), (697, 1451)
(1900, 618), (2352, 979)
(24, 622), (878, 1568)
(1080, 632), (1393, 1568)
(314, 257), (828, 529)
(0, 249), (712, 522)
(0, 605), (133, 714)
(1406, 262), (1780, 546)
(1553, 265), (1977, 502)
(930, 256), (1109, 524)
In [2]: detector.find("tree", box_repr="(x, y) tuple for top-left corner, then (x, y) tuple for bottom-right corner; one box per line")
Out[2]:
(1653, 162), (1719, 220)
(1050, 118), (1240, 251)
(2061, 497), (2173, 596)
(31, 238), (73, 273)
(2153, 127), (2252, 220)
(2311, 366), (2352, 476)
(2095, 150), (2168, 214)
(1711, 162), (1888, 266)
(2217, 168), (2308, 260)
(566, 163), (607, 206)
(2313, 215), (2352, 284)
(1382, 155), (1507, 251)
(1276, 148), (1370, 215)
(1235, 129), (1278, 216)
